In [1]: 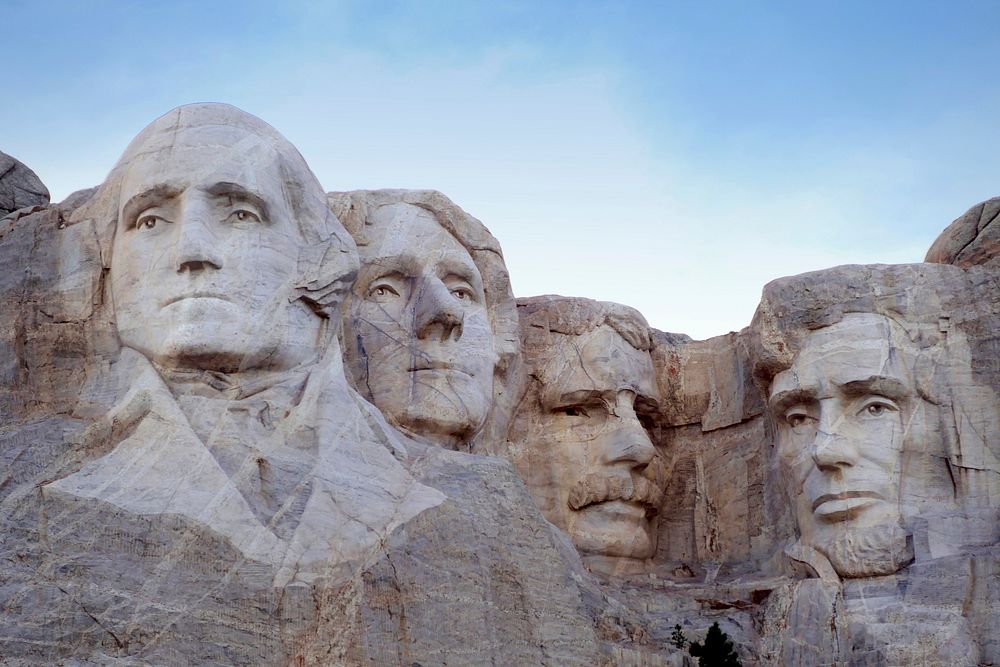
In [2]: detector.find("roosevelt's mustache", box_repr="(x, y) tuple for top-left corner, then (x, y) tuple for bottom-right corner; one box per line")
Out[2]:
(567, 466), (666, 513)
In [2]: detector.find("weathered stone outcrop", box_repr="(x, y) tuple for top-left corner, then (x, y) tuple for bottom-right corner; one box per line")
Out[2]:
(927, 196), (1000, 268)
(0, 151), (49, 218)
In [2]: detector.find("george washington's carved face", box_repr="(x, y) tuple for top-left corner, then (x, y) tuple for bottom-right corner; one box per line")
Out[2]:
(111, 128), (323, 374)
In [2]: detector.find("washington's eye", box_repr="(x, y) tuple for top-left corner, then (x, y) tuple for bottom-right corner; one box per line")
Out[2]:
(136, 215), (162, 230)
(229, 209), (261, 224)
(561, 406), (589, 418)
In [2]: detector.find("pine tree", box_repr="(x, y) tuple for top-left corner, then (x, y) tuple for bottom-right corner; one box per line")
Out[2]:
(687, 621), (742, 667)
(669, 624), (688, 649)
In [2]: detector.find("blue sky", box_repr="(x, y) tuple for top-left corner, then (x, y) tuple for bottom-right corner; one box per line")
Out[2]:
(3, 0), (998, 339)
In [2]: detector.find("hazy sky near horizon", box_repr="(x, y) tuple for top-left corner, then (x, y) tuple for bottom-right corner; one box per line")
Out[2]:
(3, 1), (998, 339)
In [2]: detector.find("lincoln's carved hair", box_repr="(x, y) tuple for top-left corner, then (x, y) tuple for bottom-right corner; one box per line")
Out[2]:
(70, 103), (358, 318)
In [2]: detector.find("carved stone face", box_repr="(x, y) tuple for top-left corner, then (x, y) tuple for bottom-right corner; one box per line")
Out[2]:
(769, 313), (917, 577)
(514, 325), (664, 560)
(110, 129), (323, 373)
(345, 203), (496, 447)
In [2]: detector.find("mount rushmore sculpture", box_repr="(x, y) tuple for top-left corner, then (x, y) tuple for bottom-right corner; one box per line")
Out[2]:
(0, 104), (997, 666)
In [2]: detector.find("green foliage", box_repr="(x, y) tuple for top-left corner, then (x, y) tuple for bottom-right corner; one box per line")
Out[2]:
(669, 624), (688, 649)
(688, 621), (742, 667)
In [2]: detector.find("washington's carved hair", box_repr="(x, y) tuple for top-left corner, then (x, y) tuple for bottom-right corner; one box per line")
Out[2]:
(70, 103), (358, 318)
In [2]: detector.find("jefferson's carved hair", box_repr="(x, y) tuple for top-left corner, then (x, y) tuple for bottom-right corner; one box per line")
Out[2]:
(329, 189), (519, 369)
(329, 189), (521, 454)
(70, 103), (358, 318)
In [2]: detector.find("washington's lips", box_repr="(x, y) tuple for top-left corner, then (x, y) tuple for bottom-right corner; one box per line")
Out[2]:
(810, 490), (885, 518)
(162, 291), (232, 307)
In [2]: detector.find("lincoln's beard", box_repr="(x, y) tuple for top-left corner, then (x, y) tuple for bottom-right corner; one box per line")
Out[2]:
(816, 521), (914, 578)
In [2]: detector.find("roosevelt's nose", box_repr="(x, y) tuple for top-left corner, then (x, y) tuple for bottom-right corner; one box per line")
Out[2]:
(811, 408), (859, 469)
(414, 277), (464, 342)
(174, 196), (223, 273)
(600, 392), (656, 469)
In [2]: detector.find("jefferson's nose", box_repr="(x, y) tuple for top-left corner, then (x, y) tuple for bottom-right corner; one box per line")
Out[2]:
(174, 196), (223, 273)
(601, 393), (656, 468)
(811, 408), (859, 469)
(414, 277), (464, 342)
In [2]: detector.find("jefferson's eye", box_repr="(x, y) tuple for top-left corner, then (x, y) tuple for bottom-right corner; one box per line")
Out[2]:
(451, 288), (472, 300)
(369, 283), (400, 298)
(561, 406), (589, 418)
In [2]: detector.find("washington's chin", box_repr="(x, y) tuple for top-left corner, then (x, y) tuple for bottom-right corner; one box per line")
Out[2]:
(568, 500), (656, 559)
(123, 328), (283, 374)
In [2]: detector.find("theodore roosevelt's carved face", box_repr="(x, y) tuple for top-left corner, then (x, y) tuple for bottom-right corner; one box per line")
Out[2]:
(344, 203), (496, 448)
(110, 127), (323, 374)
(514, 324), (665, 560)
(770, 313), (916, 577)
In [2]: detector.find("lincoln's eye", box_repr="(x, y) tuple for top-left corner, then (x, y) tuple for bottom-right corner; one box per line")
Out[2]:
(561, 406), (589, 418)
(785, 412), (812, 429)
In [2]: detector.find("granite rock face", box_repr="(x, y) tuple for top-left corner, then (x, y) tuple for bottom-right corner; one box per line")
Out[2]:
(0, 151), (49, 218)
(926, 196), (1000, 268)
(1, 106), (997, 666)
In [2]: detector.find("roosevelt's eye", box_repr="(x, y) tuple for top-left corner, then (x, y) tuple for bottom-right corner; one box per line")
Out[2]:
(560, 406), (589, 418)
(227, 209), (261, 224)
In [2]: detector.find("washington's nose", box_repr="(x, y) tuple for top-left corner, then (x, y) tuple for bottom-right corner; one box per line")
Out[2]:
(414, 277), (464, 342)
(811, 411), (859, 469)
(601, 395), (656, 468)
(174, 198), (222, 273)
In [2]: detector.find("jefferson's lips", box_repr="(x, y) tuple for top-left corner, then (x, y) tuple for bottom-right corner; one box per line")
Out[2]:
(162, 292), (231, 307)
(409, 361), (473, 376)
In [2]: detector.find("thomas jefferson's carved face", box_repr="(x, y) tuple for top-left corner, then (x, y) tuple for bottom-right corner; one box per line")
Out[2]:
(514, 325), (665, 560)
(111, 130), (323, 373)
(770, 313), (917, 576)
(344, 203), (496, 447)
